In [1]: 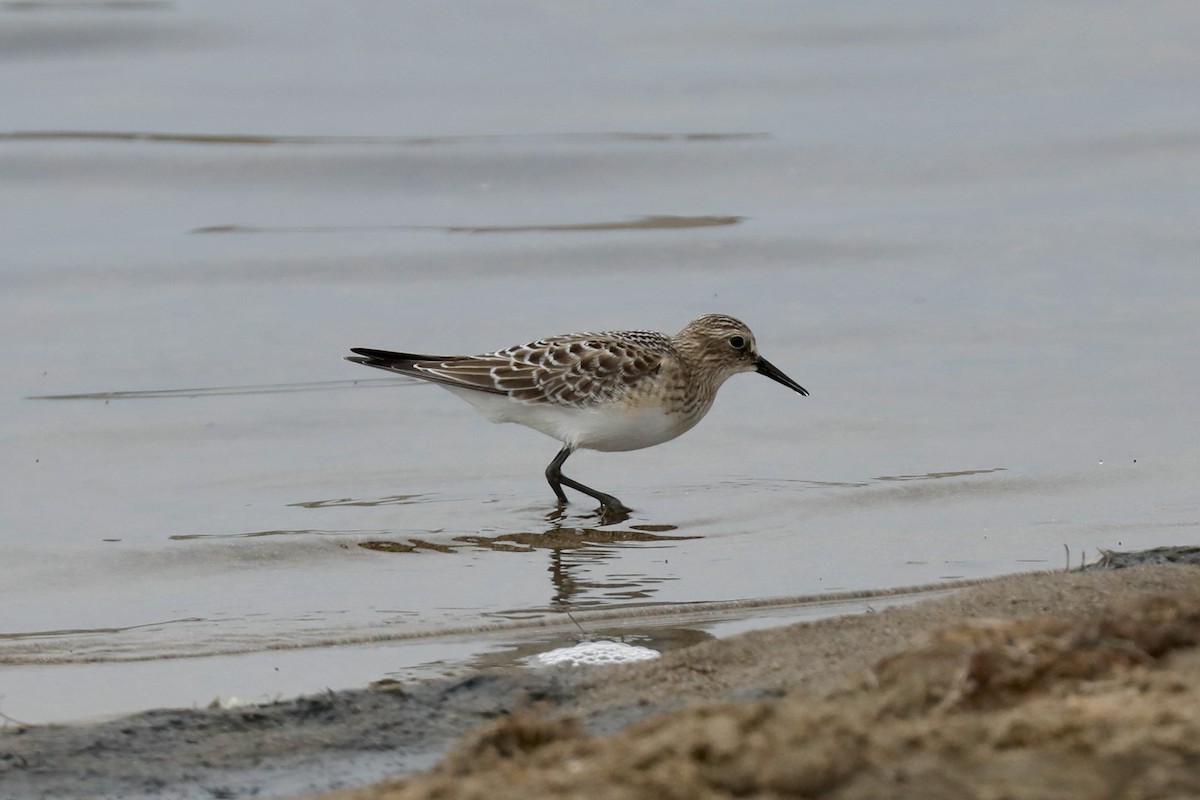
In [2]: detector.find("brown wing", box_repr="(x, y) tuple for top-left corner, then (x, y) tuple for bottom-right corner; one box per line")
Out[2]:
(412, 334), (669, 407)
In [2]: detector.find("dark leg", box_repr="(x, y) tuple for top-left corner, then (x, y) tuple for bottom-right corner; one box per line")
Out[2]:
(545, 446), (572, 504)
(545, 446), (630, 512)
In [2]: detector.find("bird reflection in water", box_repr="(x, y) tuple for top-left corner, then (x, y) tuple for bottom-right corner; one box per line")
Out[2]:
(454, 514), (695, 611)
(355, 513), (695, 611)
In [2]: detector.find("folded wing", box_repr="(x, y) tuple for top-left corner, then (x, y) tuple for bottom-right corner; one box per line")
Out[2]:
(347, 335), (666, 407)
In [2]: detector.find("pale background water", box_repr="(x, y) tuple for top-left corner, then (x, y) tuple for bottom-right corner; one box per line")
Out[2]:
(2, 1), (1198, 723)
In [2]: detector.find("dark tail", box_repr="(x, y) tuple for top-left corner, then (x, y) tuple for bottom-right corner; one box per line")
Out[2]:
(345, 348), (452, 375)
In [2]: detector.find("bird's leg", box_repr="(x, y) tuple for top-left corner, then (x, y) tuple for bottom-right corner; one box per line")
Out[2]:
(545, 446), (630, 513)
(545, 446), (572, 504)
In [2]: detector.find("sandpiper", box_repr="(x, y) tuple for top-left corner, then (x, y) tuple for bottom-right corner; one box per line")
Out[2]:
(346, 314), (807, 512)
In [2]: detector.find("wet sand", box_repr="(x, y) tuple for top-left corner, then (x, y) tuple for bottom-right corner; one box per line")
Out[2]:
(4, 561), (1199, 799)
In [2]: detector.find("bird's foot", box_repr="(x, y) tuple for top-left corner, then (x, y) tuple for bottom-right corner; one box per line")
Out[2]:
(595, 499), (632, 525)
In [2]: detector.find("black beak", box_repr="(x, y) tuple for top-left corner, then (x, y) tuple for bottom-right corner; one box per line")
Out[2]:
(755, 356), (808, 396)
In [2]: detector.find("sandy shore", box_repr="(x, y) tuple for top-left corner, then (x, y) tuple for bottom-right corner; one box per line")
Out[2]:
(4, 562), (1199, 799)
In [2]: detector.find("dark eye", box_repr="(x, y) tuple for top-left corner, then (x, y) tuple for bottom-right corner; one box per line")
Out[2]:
(728, 335), (746, 349)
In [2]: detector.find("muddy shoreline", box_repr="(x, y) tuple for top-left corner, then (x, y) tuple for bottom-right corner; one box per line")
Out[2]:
(3, 563), (1198, 799)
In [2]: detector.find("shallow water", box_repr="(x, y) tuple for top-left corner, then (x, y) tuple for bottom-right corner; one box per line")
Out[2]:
(2, 0), (1198, 724)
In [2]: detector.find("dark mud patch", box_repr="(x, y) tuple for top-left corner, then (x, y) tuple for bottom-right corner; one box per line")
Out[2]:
(0, 673), (577, 800)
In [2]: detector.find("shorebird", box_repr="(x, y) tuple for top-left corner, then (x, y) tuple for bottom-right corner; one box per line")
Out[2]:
(346, 314), (807, 512)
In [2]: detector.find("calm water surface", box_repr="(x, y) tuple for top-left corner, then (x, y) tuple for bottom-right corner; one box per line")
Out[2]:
(2, 1), (1198, 722)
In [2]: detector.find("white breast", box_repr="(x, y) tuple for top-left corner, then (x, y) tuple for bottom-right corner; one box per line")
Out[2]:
(439, 385), (708, 452)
